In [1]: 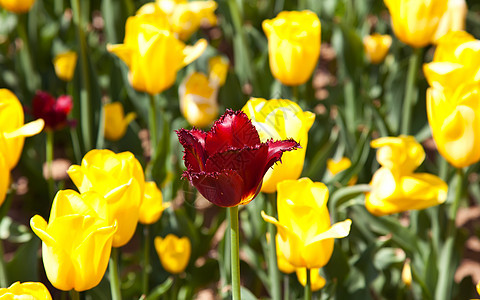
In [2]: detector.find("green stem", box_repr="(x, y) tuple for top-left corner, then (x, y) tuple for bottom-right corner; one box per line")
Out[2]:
(304, 268), (311, 300)
(142, 225), (150, 296)
(344, 79), (356, 135)
(54, 0), (63, 16)
(436, 169), (464, 300)
(229, 206), (241, 300)
(400, 48), (422, 135)
(46, 130), (55, 200)
(0, 240), (7, 288)
(109, 247), (122, 300)
(69, 290), (80, 300)
(17, 14), (39, 94)
(267, 193), (281, 300)
(71, 0), (93, 151)
(284, 274), (290, 300)
(291, 85), (299, 102)
(149, 94), (158, 158)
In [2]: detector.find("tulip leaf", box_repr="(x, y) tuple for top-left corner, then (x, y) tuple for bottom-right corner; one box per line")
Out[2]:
(239, 286), (258, 300)
(6, 237), (39, 284)
(144, 277), (174, 300)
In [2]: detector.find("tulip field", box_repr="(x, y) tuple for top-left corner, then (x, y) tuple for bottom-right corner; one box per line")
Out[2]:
(1, 0), (480, 299)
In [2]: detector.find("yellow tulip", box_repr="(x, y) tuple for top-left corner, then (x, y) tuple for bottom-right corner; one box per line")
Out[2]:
(432, 0), (467, 43)
(363, 34), (392, 64)
(426, 84), (480, 168)
(179, 72), (218, 128)
(104, 102), (137, 141)
(208, 56), (229, 87)
(153, 0), (217, 41)
(262, 10), (321, 86)
(0, 154), (9, 207)
(0, 282), (52, 299)
(154, 234), (191, 274)
(139, 181), (170, 225)
(67, 149), (145, 247)
(402, 260), (412, 287)
(327, 157), (357, 185)
(0, 89), (45, 170)
(107, 10), (207, 95)
(30, 190), (116, 291)
(242, 98), (315, 193)
(262, 178), (352, 269)
(477, 280), (480, 296)
(296, 268), (326, 292)
(0, 0), (36, 13)
(383, 0), (447, 48)
(365, 136), (448, 216)
(423, 32), (480, 91)
(53, 51), (78, 82)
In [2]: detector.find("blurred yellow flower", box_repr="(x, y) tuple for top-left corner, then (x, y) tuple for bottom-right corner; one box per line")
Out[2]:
(154, 234), (191, 274)
(155, 0), (217, 41)
(208, 56), (229, 87)
(402, 260), (412, 287)
(243, 98), (315, 193)
(104, 102), (137, 141)
(296, 268), (326, 292)
(30, 190), (116, 291)
(426, 84), (480, 168)
(0, 0), (36, 13)
(53, 51), (78, 82)
(262, 178), (351, 269)
(139, 181), (170, 224)
(0, 89), (45, 170)
(365, 136), (448, 216)
(363, 33), (392, 64)
(383, 0), (447, 48)
(107, 10), (207, 95)
(262, 10), (321, 86)
(179, 72), (218, 128)
(67, 149), (145, 247)
(0, 281), (52, 299)
(432, 0), (467, 43)
(423, 32), (480, 167)
(0, 154), (9, 207)
(327, 157), (357, 185)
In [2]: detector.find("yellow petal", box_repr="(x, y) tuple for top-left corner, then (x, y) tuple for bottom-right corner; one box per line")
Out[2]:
(53, 51), (78, 82)
(0, 282), (52, 299)
(139, 181), (169, 224)
(154, 234), (191, 274)
(296, 268), (326, 292)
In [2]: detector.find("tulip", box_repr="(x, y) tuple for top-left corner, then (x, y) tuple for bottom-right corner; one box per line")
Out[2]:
(432, 0), (467, 43)
(0, 0), (36, 13)
(67, 149), (145, 247)
(107, 10), (207, 95)
(402, 260), (412, 287)
(242, 98), (315, 193)
(176, 109), (300, 207)
(53, 51), (78, 82)
(296, 268), (326, 292)
(178, 72), (218, 128)
(208, 56), (229, 87)
(0, 281), (52, 299)
(363, 33), (392, 64)
(262, 178), (351, 269)
(32, 91), (73, 131)
(383, 0), (447, 48)
(0, 89), (45, 170)
(365, 136), (448, 216)
(262, 10), (321, 86)
(104, 102), (137, 141)
(327, 157), (357, 185)
(154, 234), (191, 274)
(152, 0), (217, 41)
(30, 190), (117, 291)
(139, 181), (170, 225)
(425, 84), (480, 168)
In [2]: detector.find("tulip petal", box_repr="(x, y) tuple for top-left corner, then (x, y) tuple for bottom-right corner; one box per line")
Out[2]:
(182, 38), (208, 67)
(306, 219), (352, 245)
(3, 119), (45, 139)
(205, 144), (268, 202)
(264, 139), (301, 174)
(205, 110), (261, 155)
(190, 170), (245, 207)
(176, 128), (207, 172)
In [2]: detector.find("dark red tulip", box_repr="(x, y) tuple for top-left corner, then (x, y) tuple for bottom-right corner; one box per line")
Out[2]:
(176, 109), (300, 207)
(32, 91), (73, 130)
